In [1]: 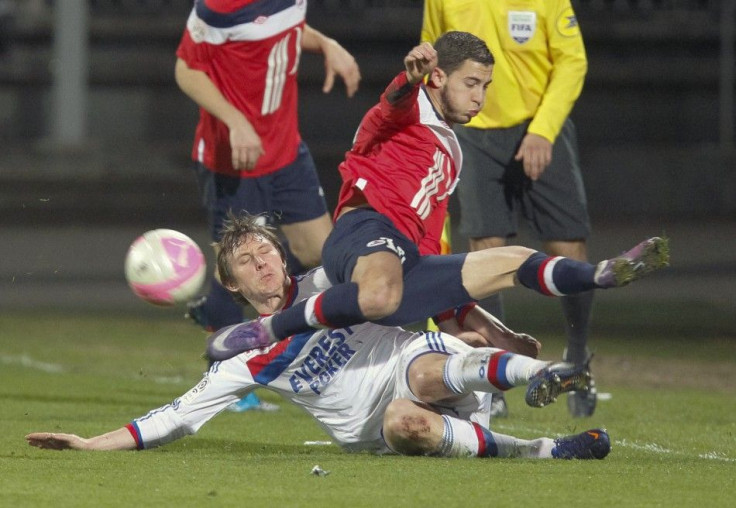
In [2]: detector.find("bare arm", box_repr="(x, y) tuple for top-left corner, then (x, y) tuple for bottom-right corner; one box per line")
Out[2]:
(302, 25), (361, 97)
(437, 318), (489, 348)
(26, 428), (137, 451)
(461, 306), (541, 358)
(438, 306), (541, 357)
(174, 58), (263, 171)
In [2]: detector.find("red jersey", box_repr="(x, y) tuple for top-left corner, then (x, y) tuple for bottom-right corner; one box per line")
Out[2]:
(176, 0), (306, 177)
(334, 72), (463, 255)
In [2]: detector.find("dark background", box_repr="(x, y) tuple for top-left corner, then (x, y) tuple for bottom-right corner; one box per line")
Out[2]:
(0, 0), (734, 321)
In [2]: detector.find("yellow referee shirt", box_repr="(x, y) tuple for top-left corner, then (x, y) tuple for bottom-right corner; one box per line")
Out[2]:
(421, 0), (587, 143)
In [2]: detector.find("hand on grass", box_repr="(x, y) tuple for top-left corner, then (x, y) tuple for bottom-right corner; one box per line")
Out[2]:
(26, 432), (88, 451)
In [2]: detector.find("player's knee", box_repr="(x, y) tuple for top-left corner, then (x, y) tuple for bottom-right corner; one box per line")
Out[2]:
(287, 241), (322, 268)
(357, 280), (402, 319)
(383, 399), (434, 456)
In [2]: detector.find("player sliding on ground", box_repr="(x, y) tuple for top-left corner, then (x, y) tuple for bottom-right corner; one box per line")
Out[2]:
(27, 214), (609, 460)
(204, 33), (670, 362)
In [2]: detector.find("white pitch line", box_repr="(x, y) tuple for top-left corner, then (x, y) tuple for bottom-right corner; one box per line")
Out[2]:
(151, 375), (187, 385)
(0, 354), (65, 373)
(493, 422), (735, 463)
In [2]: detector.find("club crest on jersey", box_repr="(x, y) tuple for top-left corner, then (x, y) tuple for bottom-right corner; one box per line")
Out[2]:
(508, 11), (537, 44)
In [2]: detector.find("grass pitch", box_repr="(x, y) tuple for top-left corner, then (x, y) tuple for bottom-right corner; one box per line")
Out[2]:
(1, 302), (735, 507)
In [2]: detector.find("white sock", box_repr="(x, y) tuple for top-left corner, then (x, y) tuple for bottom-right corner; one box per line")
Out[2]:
(436, 415), (497, 457)
(302, 295), (322, 327)
(435, 416), (555, 459)
(443, 348), (548, 394)
(489, 432), (555, 458)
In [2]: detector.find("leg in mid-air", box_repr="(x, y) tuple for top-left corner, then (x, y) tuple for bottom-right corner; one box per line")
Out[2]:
(206, 236), (669, 362)
(380, 235), (670, 327)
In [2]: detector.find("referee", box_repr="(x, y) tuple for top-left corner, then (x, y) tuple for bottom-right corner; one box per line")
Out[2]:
(421, 0), (595, 417)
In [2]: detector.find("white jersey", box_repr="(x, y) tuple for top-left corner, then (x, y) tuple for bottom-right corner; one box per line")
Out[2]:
(128, 268), (484, 453)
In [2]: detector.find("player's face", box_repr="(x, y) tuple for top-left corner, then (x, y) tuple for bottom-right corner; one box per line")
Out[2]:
(226, 234), (288, 302)
(438, 60), (493, 125)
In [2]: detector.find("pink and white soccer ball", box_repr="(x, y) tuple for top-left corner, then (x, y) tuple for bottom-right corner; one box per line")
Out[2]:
(124, 229), (206, 306)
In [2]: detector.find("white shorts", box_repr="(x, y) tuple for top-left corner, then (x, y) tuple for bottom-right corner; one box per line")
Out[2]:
(341, 332), (491, 455)
(395, 331), (491, 426)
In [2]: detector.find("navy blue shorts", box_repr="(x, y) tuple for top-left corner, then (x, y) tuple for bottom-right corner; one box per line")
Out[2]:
(194, 142), (329, 240)
(455, 119), (590, 241)
(321, 208), (420, 286)
(322, 209), (472, 325)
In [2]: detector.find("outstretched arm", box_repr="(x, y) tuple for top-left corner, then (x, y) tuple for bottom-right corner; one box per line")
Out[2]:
(461, 306), (541, 358)
(302, 25), (361, 97)
(438, 305), (540, 358)
(26, 428), (137, 451)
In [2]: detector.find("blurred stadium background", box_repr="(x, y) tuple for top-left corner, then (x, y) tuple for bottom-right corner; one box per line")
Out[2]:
(0, 0), (734, 320)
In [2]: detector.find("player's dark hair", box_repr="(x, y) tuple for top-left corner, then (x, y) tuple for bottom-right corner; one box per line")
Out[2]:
(216, 212), (286, 304)
(435, 31), (494, 75)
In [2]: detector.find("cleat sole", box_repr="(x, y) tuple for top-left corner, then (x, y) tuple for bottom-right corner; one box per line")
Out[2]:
(612, 236), (670, 286)
(525, 364), (592, 408)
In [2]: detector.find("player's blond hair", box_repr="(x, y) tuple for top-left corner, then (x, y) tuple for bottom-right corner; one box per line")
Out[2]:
(216, 212), (286, 304)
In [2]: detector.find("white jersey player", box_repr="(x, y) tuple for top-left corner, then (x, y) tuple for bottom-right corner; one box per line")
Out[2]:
(132, 268), (491, 453)
(26, 214), (610, 460)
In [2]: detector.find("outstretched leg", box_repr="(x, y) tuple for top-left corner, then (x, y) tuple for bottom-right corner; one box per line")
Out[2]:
(382, 399), (610, 459)
(514, 236), (670, 296)
(205, 238), (670, 361)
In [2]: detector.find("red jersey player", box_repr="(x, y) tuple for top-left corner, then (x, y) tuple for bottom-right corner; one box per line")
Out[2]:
(175, 0), (360, 330)
(224, 32), (498, 340)
(204, 32), (669, 360)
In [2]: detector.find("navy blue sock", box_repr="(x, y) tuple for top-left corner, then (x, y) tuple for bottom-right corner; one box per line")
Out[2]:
(271, 283), (365, 339)
(517, 252), (597, 296)
(317, 282), (366, 327)
(378, 254), (472, 327)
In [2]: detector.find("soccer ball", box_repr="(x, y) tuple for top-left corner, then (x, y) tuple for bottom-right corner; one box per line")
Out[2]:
(124, 229), (206, 306)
